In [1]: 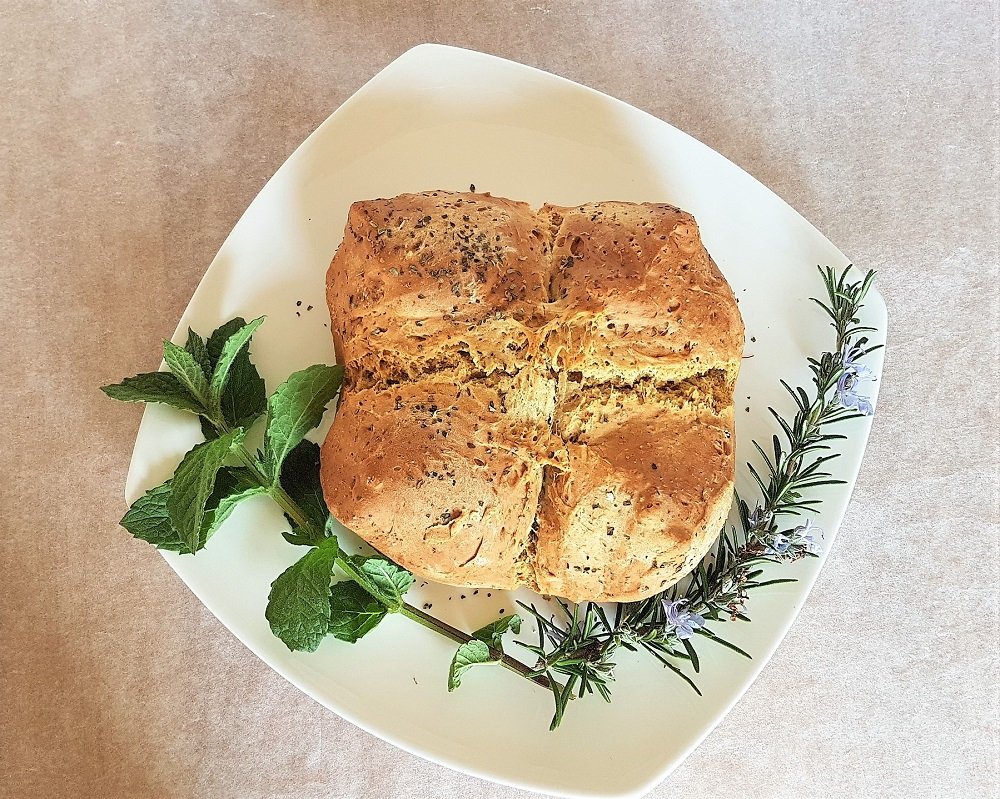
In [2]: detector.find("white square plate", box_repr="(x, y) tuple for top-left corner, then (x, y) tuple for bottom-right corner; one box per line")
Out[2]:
(124, 44), (886, 798)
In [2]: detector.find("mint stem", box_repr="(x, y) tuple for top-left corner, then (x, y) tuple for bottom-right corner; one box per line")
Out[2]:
(214, 418), (550, 689)
(215, 419), (313, 532)
(400, 603), (552, 689)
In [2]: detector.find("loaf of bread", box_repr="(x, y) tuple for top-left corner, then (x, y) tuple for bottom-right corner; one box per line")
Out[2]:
(321, 191), (744, 602)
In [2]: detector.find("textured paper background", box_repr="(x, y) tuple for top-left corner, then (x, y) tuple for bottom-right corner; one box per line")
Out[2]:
(1, 2), (997, 798)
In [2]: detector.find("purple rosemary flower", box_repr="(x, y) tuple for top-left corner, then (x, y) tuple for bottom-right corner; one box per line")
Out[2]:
(836, 344), (874, 416)
(791, 519), (823, 555)
(767, 533), (791, 555)
(747, 505), (773, 531)
(661, 599), (705, 640)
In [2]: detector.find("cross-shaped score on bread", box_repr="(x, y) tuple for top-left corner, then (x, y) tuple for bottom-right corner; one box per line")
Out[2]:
(321, 191), (744, 602)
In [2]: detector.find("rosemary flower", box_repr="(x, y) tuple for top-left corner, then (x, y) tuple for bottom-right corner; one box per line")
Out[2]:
(791, 519), (823, 555)
(836, 344), (874, 416)
(767, 533), (791, 555)
(747, 505), (773, 532)
(661, 599), (705, 639)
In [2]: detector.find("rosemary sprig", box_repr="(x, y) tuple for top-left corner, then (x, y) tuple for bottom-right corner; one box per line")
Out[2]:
(495, 265), (880, 729)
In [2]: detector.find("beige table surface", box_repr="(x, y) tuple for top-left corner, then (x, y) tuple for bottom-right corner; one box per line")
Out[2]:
(2, 2), (998, 798)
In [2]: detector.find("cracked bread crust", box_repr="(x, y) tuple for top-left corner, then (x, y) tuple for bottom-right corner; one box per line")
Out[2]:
(536, 383), (735, 601)
(320, 191), (744, 602)
(321, 372), (555, 589)
(327, 191), (550, 391)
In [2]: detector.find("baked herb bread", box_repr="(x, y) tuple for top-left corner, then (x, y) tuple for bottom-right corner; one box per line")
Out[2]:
(321, 191), (744, 602)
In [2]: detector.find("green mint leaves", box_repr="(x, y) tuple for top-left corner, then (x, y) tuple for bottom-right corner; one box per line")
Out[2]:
(202, 318), (267, 430)
(167, 429), (246, 553)
(265, 537), (342, 652)
(470, 615), (523, 650)
(339, 556), (414, 612)
(104, 316), (305, 557)
(328, 581), (388, 643)
(359, 558), (416, 608)
(262, 363), (344, 485)
(121, 468), (265, 554)
(162, 339), (212, 409)
(266, 552), (411, 651)
(448, 615), (522, 691)
(101, 371), (208, 415)
(200, 481), (268, 545)
(102, 316), (267, 431)
(448, 641), (493, 690)
(121, 480), (188, 552)
(185, 328), (212, 375)
(106, 316), (413, 654)
(278, 440), (331, 543)
(207, 317), (265, 419)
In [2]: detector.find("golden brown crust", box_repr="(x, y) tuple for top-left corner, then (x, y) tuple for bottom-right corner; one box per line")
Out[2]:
(320, 373), (553, 589)
(540, 202), (744, 386)
(327, 191), (550, 390)
(534, 386), (735, 601)
(321, 191), (744, 601)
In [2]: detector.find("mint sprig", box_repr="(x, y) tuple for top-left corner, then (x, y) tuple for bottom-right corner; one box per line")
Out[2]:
(104, 318), (553, 684)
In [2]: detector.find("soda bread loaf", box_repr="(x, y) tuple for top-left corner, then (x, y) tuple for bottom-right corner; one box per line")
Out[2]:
(321, 191), (743, 602)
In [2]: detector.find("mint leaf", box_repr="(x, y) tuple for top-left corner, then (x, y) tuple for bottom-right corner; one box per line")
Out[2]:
(448, 640), (493, 691)
(185, 328), (212, 376)
(360, 559), (414, 606)
(262, 364), (343, 484)
(218, 349), (266, 430)
(447, 615), (522, 691)
(101, 372), (206, 415)
(208, 317), (265, 415)
(200, 318), (268, 439)
(163, 339), (211, 409)
(472, 614), (522, 649)
(120, 468), (261, 554)
(328, 581), (387, 643)
(199, 416), (220, 441)
(201, 486), (268, 544)
(339, 556), (414, 611)
(120, 480), (189, 553)
(206, 318), (245, 362)
(279, 440), (328, 535)
(265, 537), (341, 652)
(282, 529), (321, 547)
(166, 428), (244, 553)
